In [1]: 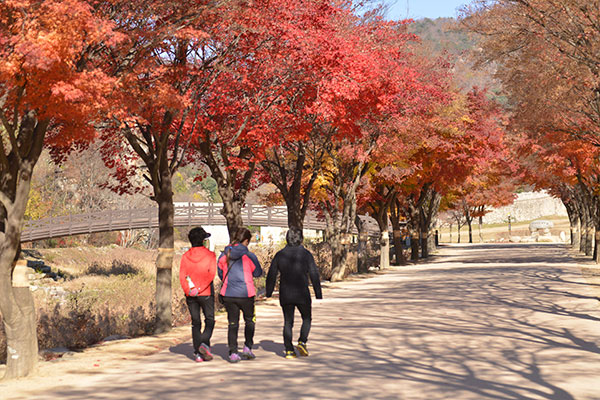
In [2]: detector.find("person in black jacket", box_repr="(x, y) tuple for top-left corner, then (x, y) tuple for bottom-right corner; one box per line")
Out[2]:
(266, 228), (322, 359)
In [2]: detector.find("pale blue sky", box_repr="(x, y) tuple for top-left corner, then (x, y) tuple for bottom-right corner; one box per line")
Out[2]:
(387, 0), (472, 20)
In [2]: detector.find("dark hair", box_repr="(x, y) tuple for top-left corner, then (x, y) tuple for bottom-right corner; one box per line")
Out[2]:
(232, 227), (252, 244)
(286, 228), (303, 246)
(226, 227), (252, 265)
(188, 227), (210, 247)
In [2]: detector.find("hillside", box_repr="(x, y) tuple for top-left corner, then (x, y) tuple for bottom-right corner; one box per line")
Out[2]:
(409, 17), (475, 56)
(409, 17), (501, 95)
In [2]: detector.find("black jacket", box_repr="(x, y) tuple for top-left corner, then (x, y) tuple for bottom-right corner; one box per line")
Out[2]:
(266, 245), (322, 305)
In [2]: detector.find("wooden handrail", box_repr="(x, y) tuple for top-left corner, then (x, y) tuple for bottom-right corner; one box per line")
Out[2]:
(20, 203), (381, 242)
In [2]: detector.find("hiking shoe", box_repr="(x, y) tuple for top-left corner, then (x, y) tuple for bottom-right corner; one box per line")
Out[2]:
(285, 350), (297, 359)
(198, 344), (213, 361)
(241, 346), (256, 360)
(228, 353), (241, 363)
(193, 353), (203, 363)
(297, 342), (309, 357)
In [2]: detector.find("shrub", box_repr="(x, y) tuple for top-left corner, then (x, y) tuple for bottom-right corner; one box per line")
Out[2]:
(86, 260), (140, 276)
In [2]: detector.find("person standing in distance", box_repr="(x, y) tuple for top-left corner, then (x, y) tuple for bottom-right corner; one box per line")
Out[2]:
(266, 228), (322, 359)
(179, 227), (216, 363)
(218, 227), (263, 363)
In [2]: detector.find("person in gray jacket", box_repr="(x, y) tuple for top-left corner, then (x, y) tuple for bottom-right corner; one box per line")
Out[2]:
(266, 228), (322, 359)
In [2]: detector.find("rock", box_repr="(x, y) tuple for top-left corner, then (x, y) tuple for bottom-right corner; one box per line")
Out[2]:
(559, 231), (567, 242)
(102, 335), (130, 342)
(40, 347), (73, 361)
(509, 236), (521, 243)
(529, 219), (555, 231)
(537, 236), (557, 243)
(27, 260), (46, 269)
(22, 249), (44, 259)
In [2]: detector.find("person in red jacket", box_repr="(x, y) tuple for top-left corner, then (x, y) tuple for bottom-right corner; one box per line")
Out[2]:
(180, 226), (216, 362)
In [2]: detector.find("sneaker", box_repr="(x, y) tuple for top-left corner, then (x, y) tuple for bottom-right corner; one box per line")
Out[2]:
(198, 344), (213, 361)
(193, 353), (203, 363)
(297, 342), (309, 357)
(228, 353), (241, 363)
(285, 350), (297, 359)
(241, 346), (255, 360)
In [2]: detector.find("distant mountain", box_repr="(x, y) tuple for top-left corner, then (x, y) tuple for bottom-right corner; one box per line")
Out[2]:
(409, 17), (475, 56)
(409, 17), (501, 96)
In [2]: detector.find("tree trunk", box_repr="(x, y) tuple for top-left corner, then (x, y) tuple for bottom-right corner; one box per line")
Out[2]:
(287, 201), (304, 230)
(409, 225), (419, 261)
(219, 190), (244, 238)
(199, 138), (257, 239)
(392, 228), (406, 265)
(449, 223), (453, 243)
(564, 199), (580, 248)
(0, 118), (48, 379)
(355, 216), (369, 273)
(478, 216), (484, 243)
(2, 260), (38, 380)
(580, 213), (588, 253)
(467, 217), (473, 244)
(572, 217), (581, 249)
(585, 223), (594, 256)
(330, 235), (349, 281)
(418, 189), (439, 259)
(594, 229), (600, 264)
(262, 141), (320, 232)
(326, 210), (345, 281)
(428, 230), (436, 253)
(421, 229), (429, 259)
(457, 224), (461, 243)
(154, 174), (174, 334)
(0, 225), (35, 380)
(380, 230), (390, 270)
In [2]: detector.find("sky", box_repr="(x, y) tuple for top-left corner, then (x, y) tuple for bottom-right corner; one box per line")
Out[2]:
(387, 0), (471, 21)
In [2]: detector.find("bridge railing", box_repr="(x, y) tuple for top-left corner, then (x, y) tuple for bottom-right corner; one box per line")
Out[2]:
(21, 203), (381, 242)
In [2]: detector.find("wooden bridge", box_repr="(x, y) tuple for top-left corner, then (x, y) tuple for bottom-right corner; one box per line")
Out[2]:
(20, 203), (380, 242)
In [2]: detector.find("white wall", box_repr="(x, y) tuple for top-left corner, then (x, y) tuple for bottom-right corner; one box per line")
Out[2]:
(482, 191), (567, 224)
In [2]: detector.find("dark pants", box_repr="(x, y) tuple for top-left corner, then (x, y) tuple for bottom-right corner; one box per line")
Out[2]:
(185, 295), (215, 352)
(223, 296), (255, 354)
(282, 303), (312, 352)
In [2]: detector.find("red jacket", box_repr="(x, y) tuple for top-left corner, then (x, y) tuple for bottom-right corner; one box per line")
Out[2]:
(179, 246), (216, 296)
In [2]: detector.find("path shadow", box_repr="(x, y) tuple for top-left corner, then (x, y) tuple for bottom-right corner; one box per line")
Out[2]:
(257, 340), (285, 357)
(208, 344), (231, 361)
(169, 343), (195, 361)
(169, 342), (232, 362)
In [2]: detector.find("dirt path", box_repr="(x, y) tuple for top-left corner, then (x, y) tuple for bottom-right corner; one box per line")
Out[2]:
(2, 243), (600, 400)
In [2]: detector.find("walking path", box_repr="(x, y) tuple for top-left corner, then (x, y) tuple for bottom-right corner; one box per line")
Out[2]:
(2, 243), (600, 399)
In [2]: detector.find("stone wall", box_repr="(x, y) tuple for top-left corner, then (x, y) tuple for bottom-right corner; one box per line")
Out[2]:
(482, 191), (567, 224)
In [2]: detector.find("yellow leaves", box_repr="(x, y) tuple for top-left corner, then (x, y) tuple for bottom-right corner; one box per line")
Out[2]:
(24, 185), (51, 221)
(461, 115), (475, 124)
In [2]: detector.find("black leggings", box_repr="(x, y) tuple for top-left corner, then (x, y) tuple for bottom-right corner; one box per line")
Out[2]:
(222, 296), (255, 354)
(282, 303), (312, 352)
(185, 295), (215, 352)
